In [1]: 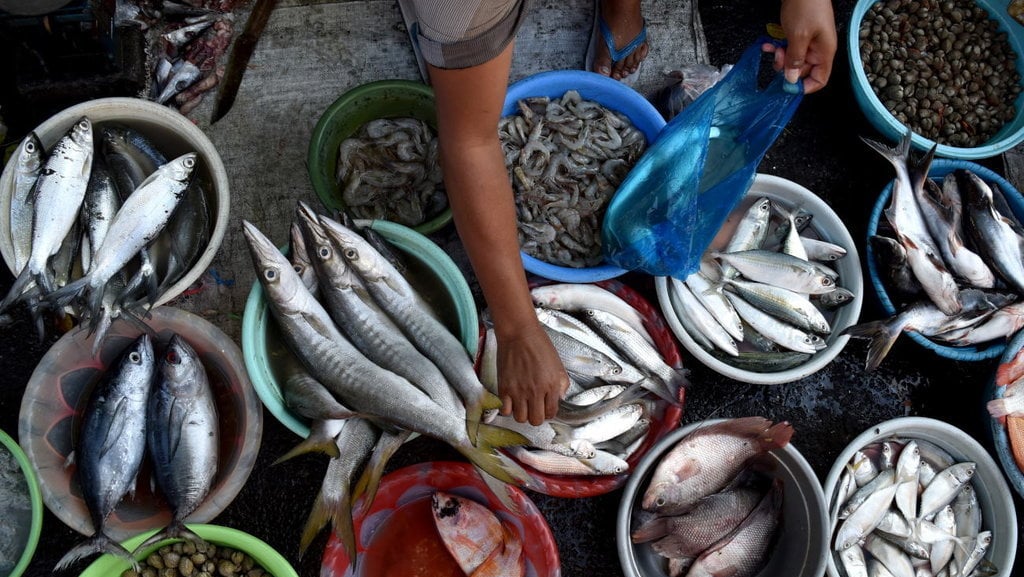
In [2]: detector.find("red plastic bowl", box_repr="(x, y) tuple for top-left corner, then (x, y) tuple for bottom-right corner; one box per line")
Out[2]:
(320, 461), (560, 577)
(506, 279), (685, 498)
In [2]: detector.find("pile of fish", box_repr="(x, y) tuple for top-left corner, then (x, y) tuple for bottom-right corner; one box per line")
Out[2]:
(830, 437), (994, 577)
(243, 203), (537, 562)
(630, 417), (791, 577)
(500, 90), (647, 268)
(845, 132), (1024, 370)
(55, 333), (220, 572)
(117, 0), (237, 114)
(334, 118), (447, 227)
(476, 283), (688, 477)
(987, 344), (1024, 476)
(664, 196), (854, 373)
(431, 491), (525, 577)
(0, 117), (210, 353)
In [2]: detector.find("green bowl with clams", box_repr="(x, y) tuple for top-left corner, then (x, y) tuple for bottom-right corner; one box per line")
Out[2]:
(307, 79), (452, 234)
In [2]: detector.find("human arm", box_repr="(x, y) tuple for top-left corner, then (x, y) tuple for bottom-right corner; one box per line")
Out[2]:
(762, 0), (837, 94)
(428, 44), (570, 426)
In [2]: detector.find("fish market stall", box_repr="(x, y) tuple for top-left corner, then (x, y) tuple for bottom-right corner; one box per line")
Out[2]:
(2, 0), (1024, 576)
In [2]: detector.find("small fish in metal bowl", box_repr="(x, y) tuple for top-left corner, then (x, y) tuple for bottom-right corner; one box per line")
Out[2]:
(857, 134), (1024, 368)
(501, 70), (666, 283)
(655, 173), (863, 385)
(617, 417), (828, 577)
(823, 417), (1017, 577)
(17, 306), (261, 571)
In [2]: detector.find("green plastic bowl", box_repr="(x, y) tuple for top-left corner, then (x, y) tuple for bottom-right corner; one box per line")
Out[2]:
(242, 219), (479, 438)
(78, 524), (298, 577)
(0, 428), (42, 577)
(307, 79), (451, 234)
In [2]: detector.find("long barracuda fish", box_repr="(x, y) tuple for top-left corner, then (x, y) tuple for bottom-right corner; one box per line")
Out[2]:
(242, 220), (528, 487)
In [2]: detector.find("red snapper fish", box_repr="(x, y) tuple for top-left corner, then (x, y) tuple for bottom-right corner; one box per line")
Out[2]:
(641, 417), (793, 516)
(431, 492), (506, 575)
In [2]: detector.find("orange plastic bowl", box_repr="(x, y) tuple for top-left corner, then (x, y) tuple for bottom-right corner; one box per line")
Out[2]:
(320, 461), (560, 577)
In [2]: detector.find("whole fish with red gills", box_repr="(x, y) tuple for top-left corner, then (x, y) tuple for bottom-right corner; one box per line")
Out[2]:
(431, 491), (524, 577)
(641, 417), (793, 516)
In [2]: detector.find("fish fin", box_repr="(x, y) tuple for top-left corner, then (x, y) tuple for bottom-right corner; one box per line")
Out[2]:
(841, 319), (902, 372)
(987, 398), (1013, 419)
(298, 490), (332, 560)
(458, 424), (535, 489)
(0, 267), (35, 315)
(760, 421), (795, 451)
(351, 428), (411, 505)
(273, 429), (342, 466)
(55, 533), (138, 573)
(299, 483), (355, 564)
(630, 516), (672, 544)
(861, 129), (912, 168)
(640, 374), (686, 406)
(130, 521), (203, 557)
(46, 275), (91, 312)
(473, 464), (524, 515)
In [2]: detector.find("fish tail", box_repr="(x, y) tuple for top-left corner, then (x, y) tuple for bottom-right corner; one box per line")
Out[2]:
(55, 532), (138, 573)
(841, 319), (902, 372)
(760, 421), (795, 451)
(642, 373), (687, 406)
(89, 311), (114, 359)
(299, 488), (355, 563)
(352, 429), (411, 505)
(861, 129), (912, 167)
(457, 424), (532, 487)
(630, 516), (672, 543)
(0, 267), (34, 314)
(987, 398), (1013, 419)
(273, 430), (342, 466)
(130, 521), (202, 557)
(47, 275), (90, 313)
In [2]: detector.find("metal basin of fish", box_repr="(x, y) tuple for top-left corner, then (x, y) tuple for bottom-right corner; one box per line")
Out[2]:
(78, 523), (298, 577)
(0, 428), (42, 577)
(241, 218), (479, 438)
(865, 158), (1024, 362)
(307, 79), (452, 234)
(319, 461), (560, 577)
(848, 0), (1024, 159)
(655, 173), (864, 385)
(501, 70), (666, 283)
(17, 306), (261, 542)
(823, 417), (1017, 577)
(0, 97), (230, 309)
(617, 418), (829, 577)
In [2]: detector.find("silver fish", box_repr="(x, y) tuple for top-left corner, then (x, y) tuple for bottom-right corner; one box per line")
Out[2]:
(863, 533), (916, 577)
(55, 334), (153, 571)
(1, 117), (93, 312)
(670, 278), (739, 355)
(722, 276), (831, 334)
(961, 169), (1024, 294)
(919, 177), (995, 289)
(157, 60), (202, 104)
(632, 486), (763, 557)
(834, 484), (899, 551)
(80, 158), (121, 274)
(894, 440), (921, 521)
(726, 292), (826, 354)
(721, 196), (773, 278)
(920, 462), (975, 519)
(681, 271), (744, 341)
(49, 154), (197, 319)
(801, 235), (848, 262)
(9, 132), (43, 273)
(840, 545), (869, 577)
(135, 334), (219, 552)
(531, 283), (651, 344)
(928, 505), (958, 575)
(711, 249), (838, 294)
(817, 286), (857, 309)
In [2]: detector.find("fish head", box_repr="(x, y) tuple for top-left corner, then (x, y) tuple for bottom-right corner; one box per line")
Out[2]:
(165, 153), (198, 183)
(296, 204), (351, 282)
(17, 132), (43, 174)
(318, 215), (380, 280)
(641, 479), (688, 514)
(68, 116), (93, 150)
(242, 220), (308, 315)
(159, 334), (206, 396)
(115, 333), (156, 402)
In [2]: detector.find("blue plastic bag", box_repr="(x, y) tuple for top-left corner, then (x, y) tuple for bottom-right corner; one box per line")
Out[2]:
(601, 40), (803, 278)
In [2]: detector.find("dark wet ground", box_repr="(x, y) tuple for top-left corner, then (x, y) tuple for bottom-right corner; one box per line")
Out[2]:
(3, 0), (1024, 576)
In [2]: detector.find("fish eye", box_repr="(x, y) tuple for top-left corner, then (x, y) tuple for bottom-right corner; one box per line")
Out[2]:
(78, 119), (90, 129)
(344, 248), (358, 260)
(129, 352), (141, 363)
(166, 349), (180, 364)
(183, 157), (196, 168)
(822, 277), (834, 287)
(655, 497), (666, 507)
(292, 264), (303, 274)
(318, 246), (331, 259)
(264, 269), (278, 282)
(25, 141), (36, 153)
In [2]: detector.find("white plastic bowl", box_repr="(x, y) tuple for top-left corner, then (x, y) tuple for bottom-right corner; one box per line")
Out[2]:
(617, 418), (829, 577)
(823, 417), (1018, 577)
(0, 97), (230, 307)
(655, 174), (863, 385)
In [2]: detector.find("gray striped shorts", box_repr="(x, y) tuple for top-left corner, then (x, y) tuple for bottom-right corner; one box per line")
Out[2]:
(399, 0), (531, 70)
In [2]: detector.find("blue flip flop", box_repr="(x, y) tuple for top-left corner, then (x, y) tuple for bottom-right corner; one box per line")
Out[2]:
(585, 3), (648, 86)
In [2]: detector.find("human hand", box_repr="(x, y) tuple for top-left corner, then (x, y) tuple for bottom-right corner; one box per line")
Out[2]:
(763, 0), (837, 94)
(496, 322), (570, 426)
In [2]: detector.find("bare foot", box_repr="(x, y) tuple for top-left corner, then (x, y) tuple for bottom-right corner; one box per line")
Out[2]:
(591, 0), (648, 81)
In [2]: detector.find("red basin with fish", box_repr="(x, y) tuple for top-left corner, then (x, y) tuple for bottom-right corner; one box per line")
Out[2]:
(320, 461), (560, 577)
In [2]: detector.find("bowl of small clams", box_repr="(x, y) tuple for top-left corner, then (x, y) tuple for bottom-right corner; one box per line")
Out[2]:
(501, 70), (666, 283)
(824, 417), (1017, 577)
(307, 79), (452, 234)
(654, 174), (863, 385)
(850, 0), (1024, 158)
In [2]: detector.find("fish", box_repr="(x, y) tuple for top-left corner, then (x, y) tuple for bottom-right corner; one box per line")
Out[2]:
(274, 418), (346, 464)
(79, 158), (122, 275)
(9, 132), (43, 273)
(350, 427), (413, 506)
(317, 212), (500, 439)
(683, 480), (783, 577)
(242, 220), (528, 486)
(134, 334), (219, 553)
(725, 292), (827, 354)
(721, 276), (831, 334)
(893, 440), (920, 521)
(721, 197), (774, 279)
(0, 117), (93, 314)
(862, 533), (915, 577)
(960, 168), (1024, 295)
(631, 486), (764, 557)
(157, 60), (202, 104)
(431, 491), (505, 575)
(801, 235), (848, 262)
(918, 177), (995, 289)
(470, 521), (525, 577)
(668, 278), (739, 355)
(934, 301), (1024, 346)
(870, 234), (923, 298)
(641, 417), (792, 516)
(55, 334), (154, 571)
(710, 249), (838, 294)
(530, 283), (651, 343)
(49, 154), (198, 320)
(834, 484), (899, 551)
(919, 462), (975, 519)
(681, 271), (744, 341)
(299, 418), (380, 560)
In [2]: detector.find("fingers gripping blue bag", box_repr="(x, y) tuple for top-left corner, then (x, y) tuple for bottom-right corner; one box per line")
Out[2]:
(601, 40), (803, 278)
